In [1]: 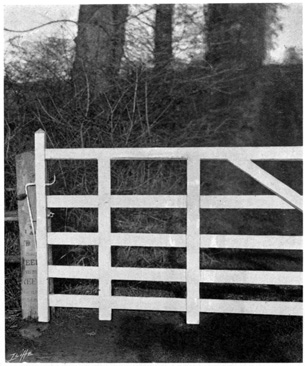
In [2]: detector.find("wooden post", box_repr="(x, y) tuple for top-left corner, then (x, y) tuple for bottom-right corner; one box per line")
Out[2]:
(16, 151), (38, 319)
(16, 148), (53, 320)
(186, 156), (201, 324)
(35, 129), (49, 322)
(98, 157), (112, 320)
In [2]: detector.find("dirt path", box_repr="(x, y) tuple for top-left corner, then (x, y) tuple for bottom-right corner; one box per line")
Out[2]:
(5, 308), (302, 362)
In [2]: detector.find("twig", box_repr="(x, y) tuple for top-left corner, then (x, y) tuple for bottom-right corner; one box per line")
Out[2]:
(144, 80), (151, 136)
(4, 20), (78, 33)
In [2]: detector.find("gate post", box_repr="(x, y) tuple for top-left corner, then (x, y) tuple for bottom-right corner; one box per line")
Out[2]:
(16, 151), (38, 319)
(35, 129), (49, 322)
(186, 156), (201, 324)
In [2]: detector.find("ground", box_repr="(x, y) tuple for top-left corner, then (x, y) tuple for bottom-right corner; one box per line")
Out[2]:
(5, 308), (302, 363)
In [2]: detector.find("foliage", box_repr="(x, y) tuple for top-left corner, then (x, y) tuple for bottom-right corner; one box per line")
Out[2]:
(173, 4), (205, 62)
(4, 4), (302, 319)
(259, 64), (303, 146)
(5, 36), (74, 83)
(124, 5), (205, 65)
(204, 3), (283, 69)
(283, 46), (303, 65)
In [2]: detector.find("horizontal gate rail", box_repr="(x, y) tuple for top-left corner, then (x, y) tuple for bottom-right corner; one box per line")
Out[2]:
(35, 129), (303, 324)
(199, 299), (302, 317)
(45, 146), (302, 160)
(49, 294), (187, 312)
(5, 210), (18, 222)
(48, 294), (302, 317)
(48, 265), (302, 286)
(230, 158), (302, 210)
(47, 232), (302, 250)
(47, 194), (295, 209)
(200, 270), (302, 286)
(200, 235), (302, 250)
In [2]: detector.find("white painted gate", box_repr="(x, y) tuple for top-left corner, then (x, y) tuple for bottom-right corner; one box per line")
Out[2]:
(35, 129), (303, 324)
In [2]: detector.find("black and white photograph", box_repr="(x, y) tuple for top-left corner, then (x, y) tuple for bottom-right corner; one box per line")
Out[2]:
(4, 1), (303, 363)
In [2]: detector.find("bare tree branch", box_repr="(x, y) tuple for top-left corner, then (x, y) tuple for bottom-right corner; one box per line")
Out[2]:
(4, 20), (78, 33)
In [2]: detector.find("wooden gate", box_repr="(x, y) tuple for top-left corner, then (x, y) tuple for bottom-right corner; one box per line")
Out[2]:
(35, 129), (303, 324)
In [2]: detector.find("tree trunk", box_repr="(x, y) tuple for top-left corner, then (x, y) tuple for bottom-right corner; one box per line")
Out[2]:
(154, 4), (173, 72)
(204, 4), (269, 70)
(72, 5), (128, 97)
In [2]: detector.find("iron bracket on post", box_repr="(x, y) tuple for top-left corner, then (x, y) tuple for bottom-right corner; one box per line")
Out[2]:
(24, 175), (56, 248)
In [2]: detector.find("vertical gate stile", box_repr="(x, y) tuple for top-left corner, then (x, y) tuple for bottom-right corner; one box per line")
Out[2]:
(34, 129), (49, 322)
(31, 138), (302, 322)
(186, 156), (201, 324)
(98, 157), (112, 320)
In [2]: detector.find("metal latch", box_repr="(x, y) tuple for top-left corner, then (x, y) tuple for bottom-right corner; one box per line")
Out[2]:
(24, 175), (56, 248)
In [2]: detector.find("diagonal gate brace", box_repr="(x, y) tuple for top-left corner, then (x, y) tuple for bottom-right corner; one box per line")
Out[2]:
(229, 158), (302, 212)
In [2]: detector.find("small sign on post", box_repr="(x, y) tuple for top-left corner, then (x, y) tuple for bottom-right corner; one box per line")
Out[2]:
(16, 150), (53, 320)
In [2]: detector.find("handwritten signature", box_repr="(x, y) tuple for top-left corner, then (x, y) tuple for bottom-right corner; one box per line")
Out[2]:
(7, 349), (33, 363)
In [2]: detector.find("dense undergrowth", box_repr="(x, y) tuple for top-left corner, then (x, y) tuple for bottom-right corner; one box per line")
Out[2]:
(5, 62), (302, 323)
(4, 4), (303, 360)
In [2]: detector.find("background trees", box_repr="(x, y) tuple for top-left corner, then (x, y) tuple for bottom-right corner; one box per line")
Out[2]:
(4, 1), (302, 216)
(72, 5), (128, 97)
(4, 2), (302, 191)
(4, 4), (302, 313)
(154, 4), (173, 71)
(204, 4), (281, 70)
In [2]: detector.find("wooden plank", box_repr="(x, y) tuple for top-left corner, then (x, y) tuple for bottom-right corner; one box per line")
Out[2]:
(5, 255), (21, 263)
(111, 267), (186, 282)
(49, 294), (99, 308)
(35, 130), (49, 322)
(5, 210), (18, 221)
(229, 158), (302, 211)
(200, 270), (302, 286)
(48, 265), (99, 279)
(200, 195), (294, 209)
(49, 232), (304, 251)
(200, 299), (302, 316)
(200, 235), (303, 250)
(48, 232), (99, 245)
(46, 149), (100, 160)
(111, 233), (186, 247)
(5, 187), (16, 192)
(45, 146), (303, 161)
(45, 148), (187, 160)
(47, 195), (98, 208)
(186, 157), (201, 324)
(111, 195), (186, 208)
(47, 194), (297, 210)
(47, 193), (298, 211)
(16, 151), (38, 319)
(49, 266), (181, 283)
(49, 295), (302, 316)
(111, 296), (186, 312)
(98, 158), (112, 321)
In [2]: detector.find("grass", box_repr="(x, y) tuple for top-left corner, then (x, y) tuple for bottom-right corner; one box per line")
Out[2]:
(116, 310), (302, 362)
(5, 158), (302, 362)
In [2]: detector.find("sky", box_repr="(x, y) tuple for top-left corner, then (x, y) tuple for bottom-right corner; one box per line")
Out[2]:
(268, 2), (303, 61)
(3, 3), (303, 63)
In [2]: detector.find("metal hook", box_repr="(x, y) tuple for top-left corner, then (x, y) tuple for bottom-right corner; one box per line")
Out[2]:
(24, 174), (56, 249)
(25, 182), (37, 248)
(46, 174), (56, 187)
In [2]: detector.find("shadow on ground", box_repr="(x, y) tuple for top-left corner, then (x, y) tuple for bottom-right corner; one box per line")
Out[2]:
(5, 308), (302, 363)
